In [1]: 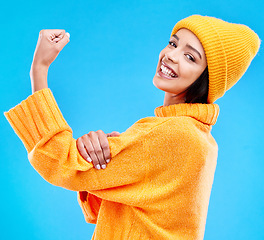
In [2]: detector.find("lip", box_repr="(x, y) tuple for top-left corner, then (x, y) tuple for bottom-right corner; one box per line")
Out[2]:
(157, 61), (178, 80)
(157, 68), (175, 80)
(161, 61), (177, 76)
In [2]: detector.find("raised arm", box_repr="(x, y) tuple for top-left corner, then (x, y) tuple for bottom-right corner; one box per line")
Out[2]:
(4, 29), (177, 208)
(4, 88), (148, 194)
(29, 29), (70, 93)
(5, 29), (150, 194)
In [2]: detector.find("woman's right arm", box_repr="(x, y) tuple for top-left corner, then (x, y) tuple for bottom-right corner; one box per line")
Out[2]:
(5, 29), (170, 206)
(4, 88), (150, 195)
(29, 29), (70, 93)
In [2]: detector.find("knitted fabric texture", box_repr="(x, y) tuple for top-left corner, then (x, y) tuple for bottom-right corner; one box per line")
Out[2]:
(5, 88), (219, 240)
(171, 15), (261, 103)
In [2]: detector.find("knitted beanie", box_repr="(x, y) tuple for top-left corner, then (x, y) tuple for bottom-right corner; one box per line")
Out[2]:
(171, 15), (260, 103)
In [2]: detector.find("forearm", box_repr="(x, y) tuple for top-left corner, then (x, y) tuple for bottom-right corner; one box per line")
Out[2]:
(4, 88), (94, 191)
(5, 88), (149, 198)
(30, 63), (49, 93)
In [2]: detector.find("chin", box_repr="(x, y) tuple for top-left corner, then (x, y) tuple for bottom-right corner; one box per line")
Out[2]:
(153, 75), (175, 93)
(153, 76), (163, 91)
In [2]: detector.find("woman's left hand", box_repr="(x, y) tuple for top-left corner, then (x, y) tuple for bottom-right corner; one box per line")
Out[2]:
(76, 130), (120, 170)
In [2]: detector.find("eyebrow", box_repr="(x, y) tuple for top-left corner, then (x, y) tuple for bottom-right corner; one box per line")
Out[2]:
(172, 34), (202, 60)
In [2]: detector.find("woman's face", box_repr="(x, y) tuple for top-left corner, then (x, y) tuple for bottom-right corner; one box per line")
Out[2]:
(153, 28), (207, 102)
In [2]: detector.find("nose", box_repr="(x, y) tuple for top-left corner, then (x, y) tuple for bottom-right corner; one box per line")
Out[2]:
(165, 49), (179, 64)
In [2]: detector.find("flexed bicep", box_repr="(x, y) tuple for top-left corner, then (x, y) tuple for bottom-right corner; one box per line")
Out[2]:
(4, 88), (162, 205)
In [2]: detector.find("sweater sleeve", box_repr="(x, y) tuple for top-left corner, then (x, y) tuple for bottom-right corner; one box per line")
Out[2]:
(4, 88), (152, 204)
(77, 191), (102, 224)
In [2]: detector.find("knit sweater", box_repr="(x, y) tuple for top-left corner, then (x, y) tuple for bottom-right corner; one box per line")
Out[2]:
(4, 88), (219, 240)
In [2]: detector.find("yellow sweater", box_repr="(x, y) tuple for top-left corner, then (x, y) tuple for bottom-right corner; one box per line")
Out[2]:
(4, 88), (219, 240)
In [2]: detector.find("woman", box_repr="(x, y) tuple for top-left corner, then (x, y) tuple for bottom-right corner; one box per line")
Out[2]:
(4, 15), (260, 239)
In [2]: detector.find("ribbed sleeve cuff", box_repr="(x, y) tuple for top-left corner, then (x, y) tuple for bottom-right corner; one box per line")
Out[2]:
(4, 88), (70, 153)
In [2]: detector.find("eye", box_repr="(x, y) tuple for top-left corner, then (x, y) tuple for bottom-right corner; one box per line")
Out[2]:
(168, 41), (177, 48)
(185, 54), (195, 62)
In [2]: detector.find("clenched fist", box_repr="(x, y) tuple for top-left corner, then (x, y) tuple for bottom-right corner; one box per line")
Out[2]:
(32, 29), (70, 68)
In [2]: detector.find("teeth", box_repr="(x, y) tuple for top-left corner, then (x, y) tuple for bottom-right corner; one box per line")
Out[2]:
(161, 64), (177, 78)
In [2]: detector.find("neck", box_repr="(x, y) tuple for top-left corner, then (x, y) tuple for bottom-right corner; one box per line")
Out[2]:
(163, 92), (185, 106)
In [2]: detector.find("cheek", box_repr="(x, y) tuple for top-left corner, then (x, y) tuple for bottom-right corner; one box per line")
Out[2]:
(179, 61), (191, 78)
(180, 62), (203, 81)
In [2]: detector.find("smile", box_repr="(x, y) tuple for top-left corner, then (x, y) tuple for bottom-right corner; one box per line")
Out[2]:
(158, 61), (178, 79)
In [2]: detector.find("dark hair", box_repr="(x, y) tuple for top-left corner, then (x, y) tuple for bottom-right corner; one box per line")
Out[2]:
(184, 66), (209, 104)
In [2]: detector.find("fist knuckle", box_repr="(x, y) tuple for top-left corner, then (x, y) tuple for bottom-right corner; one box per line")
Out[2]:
(42, 30), (48, 36)
(88, 131), (95, 136)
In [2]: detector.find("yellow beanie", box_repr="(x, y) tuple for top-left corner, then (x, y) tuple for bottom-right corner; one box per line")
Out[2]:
(171, 15), (261, 103)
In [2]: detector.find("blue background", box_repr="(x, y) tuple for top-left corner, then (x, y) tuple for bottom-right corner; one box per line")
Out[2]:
(1, 0), (263, 239)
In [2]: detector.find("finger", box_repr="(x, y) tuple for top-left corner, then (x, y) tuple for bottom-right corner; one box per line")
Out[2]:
(55, 31), (70, 50)
(111, 131), (121, 136)
(96, 130), (111, 164)
(76, 138), (92, 163)
(57, 32), (70, 45)
(48, 29), (66, 38)
(41, 29), (64, 41)
(89, 131), (107, 170)
(82, 134), (101, 169)
(44, 29), (69, 49)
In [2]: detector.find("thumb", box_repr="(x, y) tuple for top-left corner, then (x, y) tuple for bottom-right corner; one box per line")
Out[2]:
(106, 131), (121, 137)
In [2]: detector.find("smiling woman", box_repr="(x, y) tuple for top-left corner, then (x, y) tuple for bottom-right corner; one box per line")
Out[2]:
(153, 28), (208, 105)
(4, 15), (260, 240)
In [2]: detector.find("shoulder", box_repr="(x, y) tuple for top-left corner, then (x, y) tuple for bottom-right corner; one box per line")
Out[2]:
(145, 116), (198, 136)
(145, 116), (212, 150)
(124, 117), (175, 136)
(114, 116), (210, 147)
